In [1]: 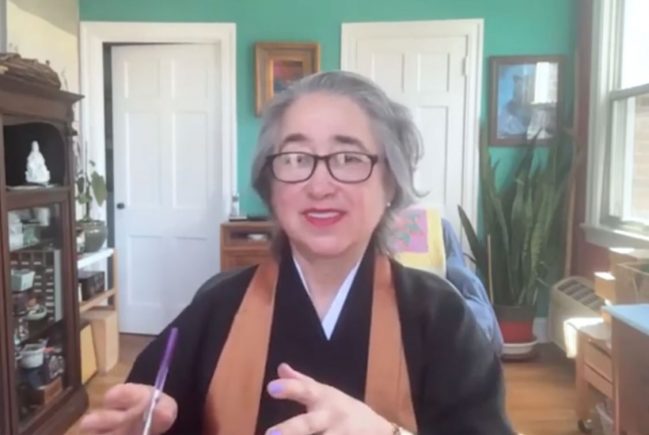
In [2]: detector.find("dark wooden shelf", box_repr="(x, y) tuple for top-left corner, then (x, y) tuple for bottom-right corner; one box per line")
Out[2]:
(221, 221), (273, 271)
(17, 384), (69, 434)
(0, 75), (82, 125)
(17, 386), (87, 435)
(6, 187), (70, 210)
(17, 387), (65, 433)
(15, 317), (62, 348)
(1, 75), (85, 435)
(9, 239), (57, 254)
(0, 76), (80, 102)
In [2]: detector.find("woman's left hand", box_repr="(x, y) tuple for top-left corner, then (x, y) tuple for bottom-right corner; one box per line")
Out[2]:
(265, 363), (394, 435)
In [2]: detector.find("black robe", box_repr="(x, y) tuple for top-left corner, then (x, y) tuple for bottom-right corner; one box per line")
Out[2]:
(127, 246), (514, 434)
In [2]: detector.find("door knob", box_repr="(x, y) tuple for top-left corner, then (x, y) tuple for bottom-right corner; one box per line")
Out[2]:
(116, 203), (126, 210)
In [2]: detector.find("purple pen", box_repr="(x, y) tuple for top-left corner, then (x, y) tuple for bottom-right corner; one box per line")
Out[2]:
(142, 327), (178, 435)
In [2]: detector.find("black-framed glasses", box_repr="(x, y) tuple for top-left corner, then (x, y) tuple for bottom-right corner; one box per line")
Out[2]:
(266, 151), (380, 184)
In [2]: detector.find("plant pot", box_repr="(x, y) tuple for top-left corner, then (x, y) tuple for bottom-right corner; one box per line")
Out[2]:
(494, 304), (536, 344)
(78, 219), (107, 253)
(502, 337), (538, 361)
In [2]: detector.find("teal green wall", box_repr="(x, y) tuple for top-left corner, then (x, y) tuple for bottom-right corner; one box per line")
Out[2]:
(80, 0), (577, 215)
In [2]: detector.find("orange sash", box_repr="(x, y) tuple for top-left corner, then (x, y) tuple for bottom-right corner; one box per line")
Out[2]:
(203, 255), (417, 434)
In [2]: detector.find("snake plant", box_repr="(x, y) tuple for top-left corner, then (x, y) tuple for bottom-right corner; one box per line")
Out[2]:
(459, 133), (574, 308)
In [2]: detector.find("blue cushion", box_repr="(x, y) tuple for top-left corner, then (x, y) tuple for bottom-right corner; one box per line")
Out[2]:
(442, 219), (503, 355)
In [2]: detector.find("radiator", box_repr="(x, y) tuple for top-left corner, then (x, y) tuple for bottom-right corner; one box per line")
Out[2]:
(548, 277), (605, 358)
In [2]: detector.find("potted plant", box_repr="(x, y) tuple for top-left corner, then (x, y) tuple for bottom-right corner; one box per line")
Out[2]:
(458, 132), (574, 348)
(75, 141), (108, 253)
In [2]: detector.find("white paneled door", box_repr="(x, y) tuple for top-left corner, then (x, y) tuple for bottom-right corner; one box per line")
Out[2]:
(342, 21), (482, 238)
(112, 44), (221, 334)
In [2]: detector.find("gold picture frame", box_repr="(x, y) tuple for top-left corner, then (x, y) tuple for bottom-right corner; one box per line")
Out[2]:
(255, 42), (321, 115)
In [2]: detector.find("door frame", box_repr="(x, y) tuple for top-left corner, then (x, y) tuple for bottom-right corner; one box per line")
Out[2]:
(79, 22), (237, 229)
(341, 19), (483, 239)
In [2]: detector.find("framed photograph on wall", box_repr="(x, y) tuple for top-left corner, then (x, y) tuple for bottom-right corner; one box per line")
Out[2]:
(489, 55), (564, 146)
(255, 42), (321, 115)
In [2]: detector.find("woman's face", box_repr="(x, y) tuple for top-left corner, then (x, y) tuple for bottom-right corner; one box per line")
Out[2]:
(270, 92), (393, 260)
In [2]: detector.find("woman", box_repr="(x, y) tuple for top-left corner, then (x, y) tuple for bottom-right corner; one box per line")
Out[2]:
(81, 71), (513, 435)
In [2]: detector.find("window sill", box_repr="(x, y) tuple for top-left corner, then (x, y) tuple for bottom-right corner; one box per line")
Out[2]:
(582, 223), (649, 249)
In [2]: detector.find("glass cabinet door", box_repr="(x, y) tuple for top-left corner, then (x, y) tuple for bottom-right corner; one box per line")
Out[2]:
(8, 203), (69, 427)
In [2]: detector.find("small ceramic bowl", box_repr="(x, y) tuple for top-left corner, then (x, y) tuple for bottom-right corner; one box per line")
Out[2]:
(20, 342), (45, 369)
(26, 305), (48, 321)
(11, 269), (35, 292)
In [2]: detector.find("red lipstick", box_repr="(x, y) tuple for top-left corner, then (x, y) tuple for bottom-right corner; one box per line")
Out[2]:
(302, 208), (345, 227)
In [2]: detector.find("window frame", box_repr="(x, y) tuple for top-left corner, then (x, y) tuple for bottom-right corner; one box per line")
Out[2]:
(585, 0), (649, 248)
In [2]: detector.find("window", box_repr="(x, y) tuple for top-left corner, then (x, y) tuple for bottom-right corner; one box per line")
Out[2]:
(586, 0), (649, 247)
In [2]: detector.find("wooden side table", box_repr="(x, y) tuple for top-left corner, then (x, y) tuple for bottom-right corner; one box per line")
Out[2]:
(605, 304), (649, 435)
(77, 248), (118, 315)
(576, 321), (613, 432)
(77, 248), (119, 377)
(220, 221), (273, 271)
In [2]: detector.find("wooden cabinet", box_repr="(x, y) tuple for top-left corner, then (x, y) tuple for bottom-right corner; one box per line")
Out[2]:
(220, 221), (273, 271)
(576, 322), (613, 430)
(0, 76), (87, 434)
(607, 305), (649, 435)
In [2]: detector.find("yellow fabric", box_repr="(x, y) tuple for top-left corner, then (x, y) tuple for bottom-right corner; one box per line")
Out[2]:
(391, 207), (446, 277)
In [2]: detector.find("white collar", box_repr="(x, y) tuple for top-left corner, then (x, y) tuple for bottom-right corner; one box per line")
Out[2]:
(292, 256), (362, 340)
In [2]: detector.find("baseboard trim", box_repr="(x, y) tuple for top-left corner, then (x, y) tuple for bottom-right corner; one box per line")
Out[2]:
(533, 317), (549, 343)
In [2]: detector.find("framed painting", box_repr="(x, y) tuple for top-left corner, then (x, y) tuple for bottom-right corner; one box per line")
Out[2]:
(489, 55), (564, 146)
(255, 42), (321, 115)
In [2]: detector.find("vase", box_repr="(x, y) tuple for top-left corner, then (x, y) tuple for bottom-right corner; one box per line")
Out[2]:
(494, 304), (538, 361)
(78, 219), (107, 253)
(494, 304), (536, 343)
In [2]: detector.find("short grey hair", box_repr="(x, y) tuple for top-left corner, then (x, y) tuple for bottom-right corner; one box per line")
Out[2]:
(250, 70), (424, 254)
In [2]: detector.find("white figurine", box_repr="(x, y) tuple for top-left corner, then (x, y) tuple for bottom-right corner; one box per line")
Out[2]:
(25, 141), (50, 185)
(8, 212), (23, 251)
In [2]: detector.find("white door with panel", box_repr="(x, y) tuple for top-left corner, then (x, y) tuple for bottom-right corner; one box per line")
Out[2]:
(112, 44), (221, 334)
(342, 21), (482, 237)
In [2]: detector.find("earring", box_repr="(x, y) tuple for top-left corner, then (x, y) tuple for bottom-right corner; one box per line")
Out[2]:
(386, 201), (392, 209)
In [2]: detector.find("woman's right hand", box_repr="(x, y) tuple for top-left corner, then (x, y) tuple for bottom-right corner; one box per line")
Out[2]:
(79, 383), (178, 435)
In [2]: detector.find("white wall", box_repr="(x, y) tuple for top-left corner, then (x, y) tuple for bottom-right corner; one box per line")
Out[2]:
(6, 0), (79, 93)
(0, 0), (7, 52)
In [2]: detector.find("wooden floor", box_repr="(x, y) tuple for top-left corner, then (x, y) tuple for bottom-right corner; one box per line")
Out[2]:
(503, 346), (581, 435)
(65, 335), (153, 435)
(66, 335), (581, 435)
